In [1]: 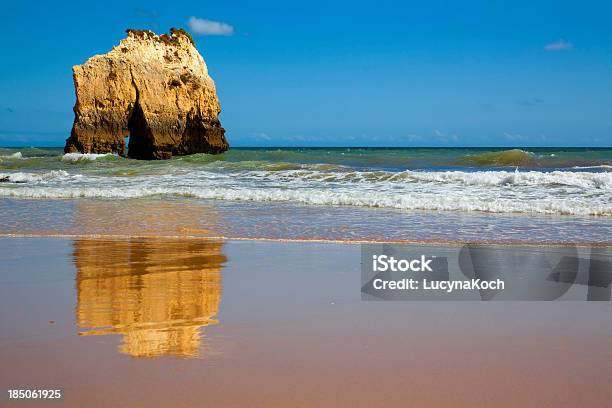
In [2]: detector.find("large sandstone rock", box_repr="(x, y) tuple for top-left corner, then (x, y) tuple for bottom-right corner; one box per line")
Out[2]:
(64, 28), (229, 159)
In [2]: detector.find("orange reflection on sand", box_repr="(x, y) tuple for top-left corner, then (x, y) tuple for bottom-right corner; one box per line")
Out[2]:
(74, 239), (226, 358)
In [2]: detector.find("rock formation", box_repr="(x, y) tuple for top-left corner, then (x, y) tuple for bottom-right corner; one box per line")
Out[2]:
(64, 28), (228, 159)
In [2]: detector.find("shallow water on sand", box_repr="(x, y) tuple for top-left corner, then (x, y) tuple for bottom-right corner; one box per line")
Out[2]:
(1, 197), (610, 244)
(1, 237), (612, 407)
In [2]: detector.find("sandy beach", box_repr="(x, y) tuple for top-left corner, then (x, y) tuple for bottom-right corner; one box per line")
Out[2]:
(2, 236), (612, 407)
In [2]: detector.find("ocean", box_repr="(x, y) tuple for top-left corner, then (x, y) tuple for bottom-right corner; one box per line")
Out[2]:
(1, 147), (611, 244)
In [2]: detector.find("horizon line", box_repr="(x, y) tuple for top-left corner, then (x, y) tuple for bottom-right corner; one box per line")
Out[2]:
(2, 145), (611, 149)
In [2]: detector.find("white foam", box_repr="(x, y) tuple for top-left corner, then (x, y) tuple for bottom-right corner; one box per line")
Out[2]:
(397, 169), (612, 189)
(1, 183), (610, 216)
(0, 170), (71, 183)
(190, 187), (612, 216)
(1, 167), (611, 216)
(62, 153), (117, 162)
(572, 165), (612, 170)
(239, 168), (612, 190)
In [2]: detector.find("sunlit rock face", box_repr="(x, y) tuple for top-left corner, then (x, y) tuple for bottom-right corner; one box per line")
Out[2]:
(75, 239), (226, 358)
(64, 28), (229, 159)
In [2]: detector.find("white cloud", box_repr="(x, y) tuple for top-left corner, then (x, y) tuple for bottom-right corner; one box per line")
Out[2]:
(544, 39), (572, 51)
(432, 129), (459, 142)
(187, 17), (234, 36)
(249, 132), (271, 141)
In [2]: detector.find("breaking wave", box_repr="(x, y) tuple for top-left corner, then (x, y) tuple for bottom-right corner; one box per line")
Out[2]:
(62, 153), (118, 162)
(0, 152), (23, 159)
(255, 168), (612, 189)
(1, 184), (609, 216)
(0, 167), (610, 216)
(0, 170), (72, 183)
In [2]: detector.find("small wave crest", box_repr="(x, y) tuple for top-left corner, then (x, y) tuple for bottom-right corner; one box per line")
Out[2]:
(0, 170), (71, 183)
(572, 165), (612, 170)
(458, 149), (537, 166)
(62, 153), (117, 162)
(0, 152), (23, 159)
(246, 168), (612, 190)
(196, 159), (348, 172)
(399, 169), (611, 189)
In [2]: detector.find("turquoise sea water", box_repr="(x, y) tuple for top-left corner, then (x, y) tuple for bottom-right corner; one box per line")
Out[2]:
(2, 146), (612, 170)
(1, 147), (611, 243)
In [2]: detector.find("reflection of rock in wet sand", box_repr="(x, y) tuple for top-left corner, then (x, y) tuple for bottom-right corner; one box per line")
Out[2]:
(74, 239), (225, 358)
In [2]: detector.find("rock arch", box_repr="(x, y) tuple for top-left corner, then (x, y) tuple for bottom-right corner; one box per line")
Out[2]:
(64, 28), (229, 159)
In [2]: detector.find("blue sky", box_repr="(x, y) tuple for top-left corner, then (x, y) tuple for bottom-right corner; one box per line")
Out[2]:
(1, 0), (611, 147)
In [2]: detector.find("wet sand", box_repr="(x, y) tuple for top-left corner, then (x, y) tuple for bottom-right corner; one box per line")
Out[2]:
(1, 237), (612, 407)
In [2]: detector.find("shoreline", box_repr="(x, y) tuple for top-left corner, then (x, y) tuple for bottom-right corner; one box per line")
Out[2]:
(1, 233), (610, 247)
